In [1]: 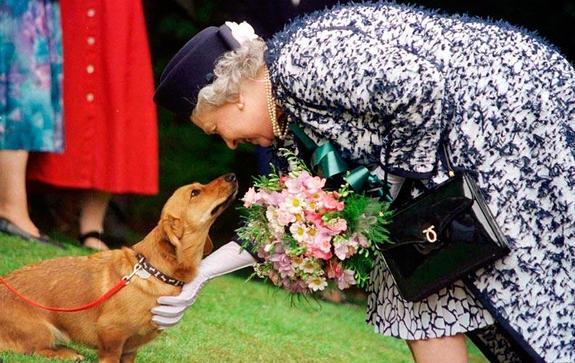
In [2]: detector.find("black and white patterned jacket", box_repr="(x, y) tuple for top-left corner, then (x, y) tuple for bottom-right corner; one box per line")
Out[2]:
(266, 1), (574, 178)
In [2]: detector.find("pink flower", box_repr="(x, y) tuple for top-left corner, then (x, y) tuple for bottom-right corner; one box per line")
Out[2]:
(242, 187), (260, 207)
(301, 173), (326, 194)
(334, 243), (348, 260)
(326, 259), (343, 279)
(269, 252), (294, 278)
(337, 269), (356, 290)
(333, 237), (358, 260)
(284, 175), (304, 194)
(277, 209), (295, 226)
(320, 193), (344, 211)
(263, 191), (284, 206)
(304, 211), (323, 226)
(307, 246), (332, 260)
(306, 230), (333, 260)
(336, 243), (357, 260)
(326, 218), (347, 234)
(351, 233), (369, 248)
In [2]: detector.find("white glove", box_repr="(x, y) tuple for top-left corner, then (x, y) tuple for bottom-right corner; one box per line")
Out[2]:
(151, 241), (256, 328)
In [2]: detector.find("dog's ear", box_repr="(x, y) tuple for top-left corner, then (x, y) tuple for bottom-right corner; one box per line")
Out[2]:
(161, 215), (185, 262)
(203, 235), (213, 256)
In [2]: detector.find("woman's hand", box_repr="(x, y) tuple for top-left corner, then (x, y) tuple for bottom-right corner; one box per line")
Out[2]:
(151, 241), (256, 329)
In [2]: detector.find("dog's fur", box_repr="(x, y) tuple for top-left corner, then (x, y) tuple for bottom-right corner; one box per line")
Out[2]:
(0, 174), (237, 362)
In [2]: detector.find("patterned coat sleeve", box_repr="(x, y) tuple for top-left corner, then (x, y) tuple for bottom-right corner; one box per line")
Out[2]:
(268, 23), (446, 176)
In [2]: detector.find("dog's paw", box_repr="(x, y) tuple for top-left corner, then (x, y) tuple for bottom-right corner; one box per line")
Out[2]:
(40, 347), (85, 361)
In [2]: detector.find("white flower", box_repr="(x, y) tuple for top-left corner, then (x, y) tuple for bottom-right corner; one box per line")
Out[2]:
(307, 276), (328, 292)
(289, 222), (308, 242)
(302, 259), (317, 274)
(224, 21), (258, 44)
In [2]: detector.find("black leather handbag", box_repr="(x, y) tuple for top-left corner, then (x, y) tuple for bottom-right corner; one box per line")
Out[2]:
(380, 145), (510, 302)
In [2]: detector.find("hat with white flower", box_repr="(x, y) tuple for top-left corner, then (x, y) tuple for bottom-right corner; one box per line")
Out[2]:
(154, 21), (259, 116)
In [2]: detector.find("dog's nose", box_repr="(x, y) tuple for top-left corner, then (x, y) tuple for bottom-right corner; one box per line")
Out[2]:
(224, 173), (236, 183)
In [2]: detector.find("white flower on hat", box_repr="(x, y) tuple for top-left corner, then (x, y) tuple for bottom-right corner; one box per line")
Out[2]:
(225, 21), (258, 44)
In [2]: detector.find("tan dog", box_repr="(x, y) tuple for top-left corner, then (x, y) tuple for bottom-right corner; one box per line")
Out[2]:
(0, 174), (238, 362)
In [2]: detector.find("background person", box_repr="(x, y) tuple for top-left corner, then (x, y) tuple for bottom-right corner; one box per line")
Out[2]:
(27, 0), (159, 250)
(0, 0), (63, 247)
(152, 3), (575, 362)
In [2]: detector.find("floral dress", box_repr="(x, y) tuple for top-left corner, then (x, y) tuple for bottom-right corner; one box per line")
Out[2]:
(266, 2), (575, 362)
(0, 0), (63, 151)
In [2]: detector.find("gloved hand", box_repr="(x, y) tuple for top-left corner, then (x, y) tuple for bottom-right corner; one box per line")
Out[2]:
(151, 241), (255, 328)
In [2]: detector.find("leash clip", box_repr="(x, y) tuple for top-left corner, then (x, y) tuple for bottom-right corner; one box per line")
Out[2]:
(122, 256), (145, 284)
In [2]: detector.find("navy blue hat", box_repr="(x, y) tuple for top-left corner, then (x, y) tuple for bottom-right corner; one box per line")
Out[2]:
(154, 24), (241, 116)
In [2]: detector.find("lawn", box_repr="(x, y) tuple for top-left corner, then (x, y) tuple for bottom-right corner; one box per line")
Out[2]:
(0, 235), (488, 362)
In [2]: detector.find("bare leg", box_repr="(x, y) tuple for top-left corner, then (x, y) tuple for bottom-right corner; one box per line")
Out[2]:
(407, 334), (468, 363)
(79, 190), (111, 250)
(0, 150), (40, 236)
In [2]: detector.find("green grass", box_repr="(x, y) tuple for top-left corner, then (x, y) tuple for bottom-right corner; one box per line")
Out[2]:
(0, 235), (487, 362)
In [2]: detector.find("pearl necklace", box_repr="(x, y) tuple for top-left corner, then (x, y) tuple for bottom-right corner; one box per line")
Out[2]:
(265, 69), (288, 140)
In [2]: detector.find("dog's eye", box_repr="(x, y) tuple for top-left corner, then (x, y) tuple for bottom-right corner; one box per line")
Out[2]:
(190, 189), (201, 198)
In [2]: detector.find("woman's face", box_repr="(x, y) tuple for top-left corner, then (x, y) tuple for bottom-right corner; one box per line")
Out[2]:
(191, 69), (274, 150)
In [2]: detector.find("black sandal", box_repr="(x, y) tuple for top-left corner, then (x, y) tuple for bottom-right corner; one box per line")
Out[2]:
(79, 230), (110, 251)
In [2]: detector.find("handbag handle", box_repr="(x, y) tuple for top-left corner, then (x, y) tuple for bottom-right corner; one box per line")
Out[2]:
(441, 143), (456, 177)
(384, 142), (456, 181)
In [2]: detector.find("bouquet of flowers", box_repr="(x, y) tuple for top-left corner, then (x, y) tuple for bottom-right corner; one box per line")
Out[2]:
(236, 150), (393, 294)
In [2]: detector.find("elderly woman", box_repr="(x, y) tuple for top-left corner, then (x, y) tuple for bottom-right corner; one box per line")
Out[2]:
(152, 2), (575, 362)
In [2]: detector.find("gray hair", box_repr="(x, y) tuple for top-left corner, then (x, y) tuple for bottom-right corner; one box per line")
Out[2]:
(193, 38), (267, 117)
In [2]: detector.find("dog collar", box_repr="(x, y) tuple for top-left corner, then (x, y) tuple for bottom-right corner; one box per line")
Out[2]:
(135, 253), (185, 287)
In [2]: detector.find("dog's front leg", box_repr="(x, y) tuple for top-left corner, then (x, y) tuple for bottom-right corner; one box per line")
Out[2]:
(96, 328), (128, 363)
(120, 350), (137, 363)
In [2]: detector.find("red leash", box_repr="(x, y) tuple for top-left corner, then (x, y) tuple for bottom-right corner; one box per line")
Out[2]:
(0, 258), (143, 313)
(0, 277), (127, 312)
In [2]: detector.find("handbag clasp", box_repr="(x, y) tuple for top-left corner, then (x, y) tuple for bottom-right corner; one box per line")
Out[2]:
(422, 225), (438, 243)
